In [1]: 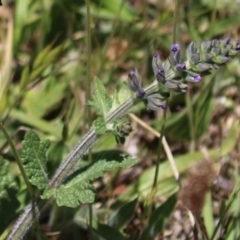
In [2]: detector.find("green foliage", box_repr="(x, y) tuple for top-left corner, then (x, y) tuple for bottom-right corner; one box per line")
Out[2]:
(55, 181), (95, 207)
(89, 77), (112, 117)
(91, 222), (125, 240)
(93, 117), (108, 135)
(140, 194), (177, 240)
(21, 130), (50, 190)
(53, 152), (137, 208)
(108, 197), (138, 230)
(0, 158), (20, 234)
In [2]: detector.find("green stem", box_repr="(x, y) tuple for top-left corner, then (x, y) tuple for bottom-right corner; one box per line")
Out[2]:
(173, 0), (180, 43)
(0, 122), (34, 198)
(152, 99), (168, 189)
(186, 89), (196, 152)
(145, 99), (168, 220)
(85, 0), (92, 130)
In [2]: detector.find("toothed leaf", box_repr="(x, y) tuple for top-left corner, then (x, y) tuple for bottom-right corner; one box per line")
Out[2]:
(55, 152), (137, 208)
(88, 77), (112, 116)
(56, 181), (95, 207)
(21, 130), (50, 190)
(93, 117), (108, 135)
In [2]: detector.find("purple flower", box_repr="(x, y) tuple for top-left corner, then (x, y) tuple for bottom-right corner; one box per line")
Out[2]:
(136, 89), (145, 98)
(169, 43), (181, 65)
(176, 63), (186, 72)
(171, 43), (180, 55)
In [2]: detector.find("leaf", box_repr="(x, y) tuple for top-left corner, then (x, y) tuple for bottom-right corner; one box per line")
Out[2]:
(91, 222), (125, 240)
(55, 151), (138, 208)
(140, 194), (177, 240)
(10, 109), (62, 138)
(21, 130), (50, 190)
(69, 153), (138, 183)
(88, 77), (112, 117)
(108, 197), (138, 230)
(56, 181), (95, 207)
(0, 158), (18, 201)
(19, 65), (30, 89)
(0, 158), (20, 234)
(41, 188), (54, 200)
(93, 117), (108, 135)
(33, 45), (52, 69)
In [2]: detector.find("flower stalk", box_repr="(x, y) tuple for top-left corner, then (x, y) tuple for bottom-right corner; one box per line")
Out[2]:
(8, 39), (240, 240)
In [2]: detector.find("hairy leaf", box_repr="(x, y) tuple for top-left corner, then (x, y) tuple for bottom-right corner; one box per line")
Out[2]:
(21, 130), (50, 190)
(88, 77), (112, 117)
(67, 154), (137, 184)
(56, 181), (95, 207)
(55, 152), (138, 207)
(93, 117), (108, 135)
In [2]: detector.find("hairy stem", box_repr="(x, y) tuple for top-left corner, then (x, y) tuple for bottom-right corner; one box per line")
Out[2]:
(8, 81), (159, 240)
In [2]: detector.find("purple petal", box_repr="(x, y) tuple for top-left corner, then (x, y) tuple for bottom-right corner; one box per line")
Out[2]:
(171, 43), (179, 54)
(136, 89), (145, 98)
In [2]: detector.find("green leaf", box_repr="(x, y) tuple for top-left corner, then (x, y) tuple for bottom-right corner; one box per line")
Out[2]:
(108, 197), (138, 230)
(72, 153), (137, 183)
(0, 158), (18, 201)
(140, 194), (177, 240)
(33, 45), (52, 69)
(88, 77), (112, 117)
(55, 151), (138, 208)
(56, 181), (95, 207)
(21, 130), (50, 190)
(19, 65), (30, 89)
(10, 109), (62, 138)
(41, 188), (54, 200)
(91, 222), (125, 240)
(0, 158), (20, 234)
(93, 117), (108, 135)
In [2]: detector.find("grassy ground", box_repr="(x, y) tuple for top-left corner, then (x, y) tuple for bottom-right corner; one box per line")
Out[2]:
(0, 0), (240, 239)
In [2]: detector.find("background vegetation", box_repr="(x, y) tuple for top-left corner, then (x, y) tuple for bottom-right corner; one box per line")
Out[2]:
(0, 0), (240, 239)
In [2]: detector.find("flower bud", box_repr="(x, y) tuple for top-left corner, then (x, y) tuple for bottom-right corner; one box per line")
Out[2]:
(152, 53), (166, 83)
(128, 68), (145, 98)
(201, 53), (213, 62)
(200, 41), (212, 53)
(211, 47), (221, 56)
(144, 92), (167, 111)
(175, 63), (186, 72)
(228, 49), (239, 57)
(164, 79), (188, 92)
(169, 43), (181, 65)
(212, 55), (230, 64)
(194, 63), (212, 72)
(116, 121), (132, 137)
(185, 74), (201, 83)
